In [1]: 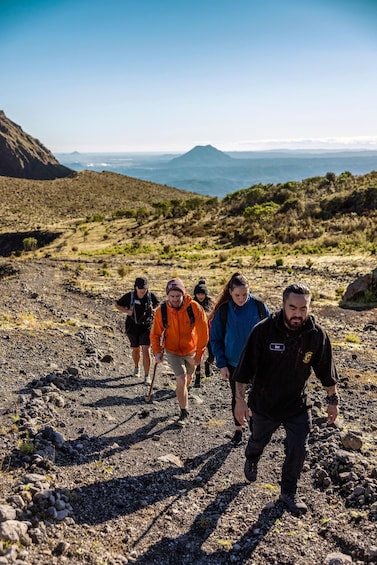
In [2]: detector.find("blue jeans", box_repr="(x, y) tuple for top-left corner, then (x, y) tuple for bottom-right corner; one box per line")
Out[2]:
(245, 410), (312, 494)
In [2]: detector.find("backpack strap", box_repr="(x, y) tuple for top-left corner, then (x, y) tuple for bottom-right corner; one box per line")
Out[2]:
(254, 297), (267, 321)
(144, 291), (153, 317)
(187, 304), (195, 327)
(219, 302), (228, 336)
(161, 301), (168, 329)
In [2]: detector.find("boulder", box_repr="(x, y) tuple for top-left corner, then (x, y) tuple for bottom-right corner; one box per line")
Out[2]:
(341, 267), (377, 306)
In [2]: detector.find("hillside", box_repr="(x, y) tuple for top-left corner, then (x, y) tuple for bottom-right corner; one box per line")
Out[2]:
(0, 160), (376, 564)
(0, 169), (199, 231)
(0, 169), (377, 265)
(0, 110), (73, 180)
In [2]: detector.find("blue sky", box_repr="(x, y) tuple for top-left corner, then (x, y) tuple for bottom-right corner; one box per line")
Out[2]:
(2, 0), (377, 153)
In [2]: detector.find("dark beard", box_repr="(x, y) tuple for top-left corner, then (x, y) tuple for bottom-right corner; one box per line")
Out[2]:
(283, 311), (306, 331)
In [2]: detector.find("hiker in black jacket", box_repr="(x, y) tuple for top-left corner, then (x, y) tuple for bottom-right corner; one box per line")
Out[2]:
(234, 283), (339, 515)
(116, 277), (159, 385)
(193, 279), (215, 387)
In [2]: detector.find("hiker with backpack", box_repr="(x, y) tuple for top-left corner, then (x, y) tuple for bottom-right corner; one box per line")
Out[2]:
(150, 278), (209, 425)
(116, 277), (159, 385)
(192, 278), (215, 388)
(209, 272), (270, 446)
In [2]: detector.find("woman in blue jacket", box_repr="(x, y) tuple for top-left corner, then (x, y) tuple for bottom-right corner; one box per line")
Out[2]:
(210, 272), (270, 446)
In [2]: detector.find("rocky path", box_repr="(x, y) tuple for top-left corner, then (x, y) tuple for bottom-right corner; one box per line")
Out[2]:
(0, 259), (376, 565)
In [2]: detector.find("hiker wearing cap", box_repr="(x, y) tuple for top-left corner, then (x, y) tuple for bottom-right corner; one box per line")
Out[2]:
(150, 278), (209, 425)
(209, 272), (270, 446)
(193, 279), (215, 388)
(116, 277), (159, 384)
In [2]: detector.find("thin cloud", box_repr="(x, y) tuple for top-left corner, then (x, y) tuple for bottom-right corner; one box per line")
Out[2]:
(232, 137), (377, 151)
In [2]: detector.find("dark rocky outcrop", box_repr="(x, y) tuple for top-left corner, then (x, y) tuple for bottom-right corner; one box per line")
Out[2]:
(341, 267), (377, 308)
(0, 110), (73, 180)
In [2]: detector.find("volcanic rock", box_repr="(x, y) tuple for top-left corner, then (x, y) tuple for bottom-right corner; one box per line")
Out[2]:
(0, 110), (73, 180)
(342, 267), (377, 305)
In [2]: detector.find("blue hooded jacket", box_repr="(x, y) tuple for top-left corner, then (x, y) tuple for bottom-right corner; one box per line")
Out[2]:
(210, 294), (270, 369)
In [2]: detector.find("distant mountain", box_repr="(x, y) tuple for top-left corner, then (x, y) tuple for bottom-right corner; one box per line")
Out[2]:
(56, 147), (377, 198)
(169, 144), (234, 167)
(0, 110), (73, 180)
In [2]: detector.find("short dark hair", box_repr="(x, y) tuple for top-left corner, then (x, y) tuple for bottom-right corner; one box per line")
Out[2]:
(283, 284), (311, 302)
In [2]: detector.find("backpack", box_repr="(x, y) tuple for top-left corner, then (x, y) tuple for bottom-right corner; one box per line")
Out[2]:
(160, 300), (195, 329)
(219, 297), (267, 335)
(129, 290), (153, 325)
(130, 290), (152, 309)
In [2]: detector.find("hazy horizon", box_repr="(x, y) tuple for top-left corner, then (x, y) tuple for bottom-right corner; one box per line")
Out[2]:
(53, 137), (377, 155)
(55, 145), (377, 157)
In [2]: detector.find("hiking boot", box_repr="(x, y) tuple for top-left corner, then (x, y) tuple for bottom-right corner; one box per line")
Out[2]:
(279, 492), (308, 515)
(194, 374), (201, 388)
(204, 361), (212, 377)
(244, 458), (258, 482)
(144, 375), (151, 385)
(231, 429), (243, 446)
(133, 367), (140, 377)
(177, 408), (189, 427)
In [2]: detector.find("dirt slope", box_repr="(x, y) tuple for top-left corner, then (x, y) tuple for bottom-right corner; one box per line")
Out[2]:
(0, 259), (376, 565)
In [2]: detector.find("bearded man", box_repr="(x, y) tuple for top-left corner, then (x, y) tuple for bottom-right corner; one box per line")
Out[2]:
(234, 283), (339, 515)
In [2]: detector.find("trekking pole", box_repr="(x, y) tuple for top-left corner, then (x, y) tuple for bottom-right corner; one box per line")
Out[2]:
(145, 361), (158, 402)
(145, 328), (166, 402)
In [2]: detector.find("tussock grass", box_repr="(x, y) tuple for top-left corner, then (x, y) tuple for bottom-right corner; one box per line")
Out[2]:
(1, 169), (376, 310)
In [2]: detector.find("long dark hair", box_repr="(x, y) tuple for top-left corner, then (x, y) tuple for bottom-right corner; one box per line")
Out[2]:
(208, 272), (249, 322)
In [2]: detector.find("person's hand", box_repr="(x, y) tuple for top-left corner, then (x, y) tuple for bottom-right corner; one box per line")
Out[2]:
(235, 398), (251, 424)
(155, 353), (163, 364)
(193, 356), (201, 366)
(327, 404), (339, 425)
(220, 367), (230, 380)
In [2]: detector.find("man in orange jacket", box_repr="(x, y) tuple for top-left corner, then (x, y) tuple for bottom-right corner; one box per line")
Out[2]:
(150, 278), (209, 425)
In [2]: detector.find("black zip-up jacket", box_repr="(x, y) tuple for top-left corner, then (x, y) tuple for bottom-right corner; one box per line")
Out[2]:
(233, 310), (338, 420)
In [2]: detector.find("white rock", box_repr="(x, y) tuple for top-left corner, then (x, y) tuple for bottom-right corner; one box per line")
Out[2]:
(0, 504), (16, 522)
(158, 453), (184, 467)
(0, 519), (30, 544)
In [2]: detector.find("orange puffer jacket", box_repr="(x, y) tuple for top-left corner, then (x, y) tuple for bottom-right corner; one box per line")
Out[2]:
(150, 295), (209, 358)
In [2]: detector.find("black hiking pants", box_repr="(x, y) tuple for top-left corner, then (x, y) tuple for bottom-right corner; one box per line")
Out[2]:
(245, 409), (312, 494)
(229, 365), (242, 427)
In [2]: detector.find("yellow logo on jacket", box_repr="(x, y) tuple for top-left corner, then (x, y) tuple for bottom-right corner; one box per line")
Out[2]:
(303, 352), (313, 364)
